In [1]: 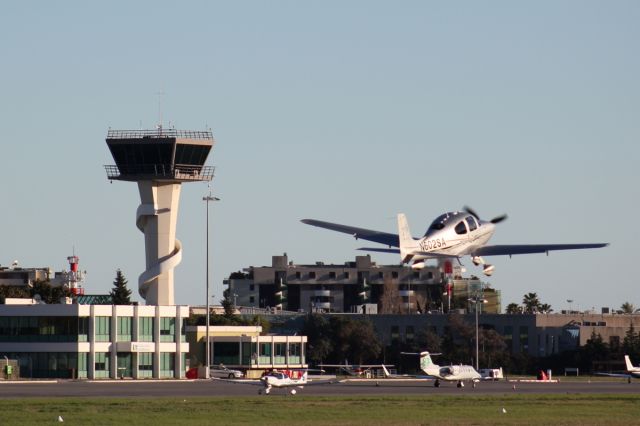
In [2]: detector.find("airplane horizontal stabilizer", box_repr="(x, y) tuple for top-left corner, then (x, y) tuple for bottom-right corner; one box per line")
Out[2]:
(357, 247), (400, 254)
(301, 219), (401, 247)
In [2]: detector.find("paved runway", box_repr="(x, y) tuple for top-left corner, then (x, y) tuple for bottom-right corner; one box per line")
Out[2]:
(0, 378), (638, 398)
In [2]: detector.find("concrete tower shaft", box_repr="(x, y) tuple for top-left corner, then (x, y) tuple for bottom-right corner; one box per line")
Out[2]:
(105, 129), (214, 305)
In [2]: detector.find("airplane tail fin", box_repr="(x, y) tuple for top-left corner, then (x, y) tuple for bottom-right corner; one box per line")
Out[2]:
(398, 213), (418, 263)
(625, 355), (635, 371)
(381, 365), (391, 378)
(419, 351), (437, 374)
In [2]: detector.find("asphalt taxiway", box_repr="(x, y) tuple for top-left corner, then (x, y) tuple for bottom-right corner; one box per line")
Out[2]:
(0, 378), (638, 398)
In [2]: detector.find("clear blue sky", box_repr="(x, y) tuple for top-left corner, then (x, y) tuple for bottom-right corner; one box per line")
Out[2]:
(1, 1), (637, 311)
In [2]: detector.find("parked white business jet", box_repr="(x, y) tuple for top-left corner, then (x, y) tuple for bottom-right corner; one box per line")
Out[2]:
(403, 351), (481, 388)
(302, 207), (608, 276)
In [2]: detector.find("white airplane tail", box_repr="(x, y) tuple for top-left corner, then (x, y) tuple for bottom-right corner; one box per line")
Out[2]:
(419, 351), (439, 375)
(398, 213), (418, 263)
(625, 355), (636, 372)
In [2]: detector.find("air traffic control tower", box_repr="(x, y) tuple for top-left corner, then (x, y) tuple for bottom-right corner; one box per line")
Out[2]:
(105, 128), (214, 305)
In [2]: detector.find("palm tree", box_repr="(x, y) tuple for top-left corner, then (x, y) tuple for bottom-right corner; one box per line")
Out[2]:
(505, 303), (522, 314)
(539, 303), (553, 313)
(621, 302), (635, 314)
(522, 292), (540, 313)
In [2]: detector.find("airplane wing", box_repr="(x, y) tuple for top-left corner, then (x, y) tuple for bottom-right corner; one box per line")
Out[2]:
(594, 372), (632, 378)
(301, 219), (400, 247)
(473, 243), (608, 257)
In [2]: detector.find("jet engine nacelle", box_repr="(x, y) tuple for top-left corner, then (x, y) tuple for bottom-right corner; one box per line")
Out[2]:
(411, 262), (426, 270)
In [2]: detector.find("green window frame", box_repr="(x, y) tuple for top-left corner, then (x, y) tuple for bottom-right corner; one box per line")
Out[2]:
(160, 317), (175, 342)
(160, 353), (174, 378)
(138, 317), (154, 342)
(117, 317), (133, 342)
(94, 352), (110, 378)
(95, 317), (111, 342)
(138, 352), (154, 378)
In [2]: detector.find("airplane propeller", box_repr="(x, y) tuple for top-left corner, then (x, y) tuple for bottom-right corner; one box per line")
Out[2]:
(463, 206), (508, 224)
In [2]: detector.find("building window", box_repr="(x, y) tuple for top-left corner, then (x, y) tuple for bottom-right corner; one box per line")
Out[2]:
(378, 272), (384, 279)
(295, 272), (301, 279)
(391, 325), (400, 343)
(413, 272), (419, 278)
(309, 271), (316, 279)
(95, 316), (110, 342)
(160, 353), (175, 378)
(249, 284), (255, 291)
(274, 343), (287, 364)
(138, 352), (153, 378)
(329, 272), (336, 279)
(392, 271), (398, 279)
(519, 326), (529, 352)
(344, 272), (350, 279)
(406, 326), (414, 343)
(181, 318), (187, 342)
(160, 317), (175, 342)
(94, 352), (110, 378)
(249, 296), (255, 304)
(138, 317), (154, 342)
(427, 272), (433, 279)
(289, 343), (301, 364)
(117, 317), (133, 342)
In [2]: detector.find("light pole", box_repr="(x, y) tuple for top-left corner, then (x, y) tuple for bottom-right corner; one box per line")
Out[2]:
(468, 296), (488, 371)
(203, 192), (220, 379)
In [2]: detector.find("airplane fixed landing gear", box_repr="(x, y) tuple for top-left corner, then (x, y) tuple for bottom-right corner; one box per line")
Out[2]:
(472, 256), (495, 276)
(457, 381), (464, 388)
(434, 380), (440, 388)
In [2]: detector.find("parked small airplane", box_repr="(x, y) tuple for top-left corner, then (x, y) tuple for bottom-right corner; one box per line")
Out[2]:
(399, 351), (481, 388)
(259, 370), (308, 395)
(596, 355), (640, 379)
(319, 362), (392, 377)
(302, 207), (608, 276)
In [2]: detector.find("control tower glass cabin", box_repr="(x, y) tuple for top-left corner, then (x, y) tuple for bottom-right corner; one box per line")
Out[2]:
(105, 129), (214, 305)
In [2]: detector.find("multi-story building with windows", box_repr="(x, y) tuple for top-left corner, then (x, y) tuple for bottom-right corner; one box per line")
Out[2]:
(225, 254), (500, 314)
(0, 303), (189, 379)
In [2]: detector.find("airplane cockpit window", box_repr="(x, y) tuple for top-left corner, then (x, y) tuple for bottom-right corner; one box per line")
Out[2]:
(465, 216), (477, 232)
(427, 213), (451, 234)
(455, 221), (467, 235)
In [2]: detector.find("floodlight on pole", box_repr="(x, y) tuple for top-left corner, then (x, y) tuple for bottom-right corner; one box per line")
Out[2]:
(468, 296), (488, 371)
(203, 192), (220, 379)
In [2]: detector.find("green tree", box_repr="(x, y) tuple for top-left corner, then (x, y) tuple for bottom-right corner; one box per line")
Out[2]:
(301, 314), (333, 364)
(414, 327), (441, 353)
(522, 293), (540, 313)
(538, 303), (553, 313)
(623, 324), (640, 359)
(110, 269), (132, 305)
(621, 302), (635, 314)
(0, 285), (30, 303)
(31, 280), (72, 304)
(505, 303), (522, 314)
(221, 296), (236, 319)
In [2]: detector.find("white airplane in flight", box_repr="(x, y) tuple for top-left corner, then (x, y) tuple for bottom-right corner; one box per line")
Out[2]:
(400, 351), (481, 388)
(302, 207), (608, 276)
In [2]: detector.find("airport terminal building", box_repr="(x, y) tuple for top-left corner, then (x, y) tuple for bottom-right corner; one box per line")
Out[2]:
(0, 303), (189, 379)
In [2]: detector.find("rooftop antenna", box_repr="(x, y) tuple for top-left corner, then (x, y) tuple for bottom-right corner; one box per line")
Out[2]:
(156, 89), (165, 131)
